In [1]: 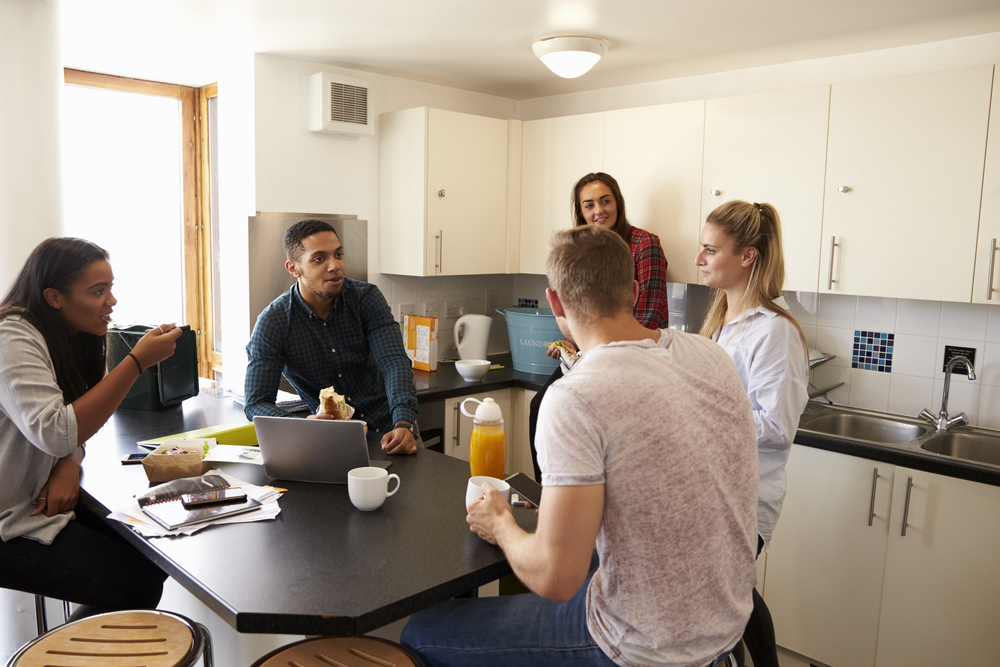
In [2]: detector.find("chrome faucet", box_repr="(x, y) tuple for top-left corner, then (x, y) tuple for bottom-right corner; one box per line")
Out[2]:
(920, 356), (977, 431)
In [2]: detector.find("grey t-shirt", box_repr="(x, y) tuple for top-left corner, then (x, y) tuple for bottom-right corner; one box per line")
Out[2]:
(537, 330), (759, 667)
(0, 314), (79, 544)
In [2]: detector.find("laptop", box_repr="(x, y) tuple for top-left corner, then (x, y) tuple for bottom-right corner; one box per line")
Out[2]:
(253, 416), (375, 484)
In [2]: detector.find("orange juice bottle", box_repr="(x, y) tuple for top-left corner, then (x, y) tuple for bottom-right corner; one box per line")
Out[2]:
(461, 397), (506, 479)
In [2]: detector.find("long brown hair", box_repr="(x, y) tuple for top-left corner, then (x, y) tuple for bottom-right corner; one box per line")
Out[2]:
(0, 238), (110, 403)
(571, 172), (632, 245)
(698, 201), (806, 348)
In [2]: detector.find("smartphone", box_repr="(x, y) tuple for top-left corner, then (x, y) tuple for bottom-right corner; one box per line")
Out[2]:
(505, 472), (542, 508)
(181, 488), (248, 509)
(121, 453), (148, 465)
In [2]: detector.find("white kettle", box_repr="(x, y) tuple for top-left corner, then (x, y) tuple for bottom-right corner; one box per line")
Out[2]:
(454, 314), (491, 360)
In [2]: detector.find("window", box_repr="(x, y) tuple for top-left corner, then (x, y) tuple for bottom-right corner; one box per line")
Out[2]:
(61, 70), (219, 380)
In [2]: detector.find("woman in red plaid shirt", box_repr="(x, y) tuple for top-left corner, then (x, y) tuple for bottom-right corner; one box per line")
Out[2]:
(572, 172), (669, 330)
(528, 172), (669, 481)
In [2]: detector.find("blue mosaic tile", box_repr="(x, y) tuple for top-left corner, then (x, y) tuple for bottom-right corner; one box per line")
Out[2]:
(853, 329), (894, 373)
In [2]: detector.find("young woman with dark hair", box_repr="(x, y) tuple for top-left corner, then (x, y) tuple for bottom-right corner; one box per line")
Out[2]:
(697, 201), (810, 667)
(0, 237), (182, 620)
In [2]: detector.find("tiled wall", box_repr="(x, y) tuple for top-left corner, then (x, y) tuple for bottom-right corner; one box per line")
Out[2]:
(369, 273), (516, 359)
(373, 273), (1000, 433)
(787, 293), (1000, 431)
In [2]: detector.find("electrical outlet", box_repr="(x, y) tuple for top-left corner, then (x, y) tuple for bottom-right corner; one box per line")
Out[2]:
(399, 303), (415, 316)
(485, 288), (497, 313)
(444, 300), (468, 318)
(424, 301), (441, 319)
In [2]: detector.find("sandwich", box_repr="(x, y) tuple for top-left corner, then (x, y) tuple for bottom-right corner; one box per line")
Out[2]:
(546, 340), (579, 363)
(318, 386), (350, 420)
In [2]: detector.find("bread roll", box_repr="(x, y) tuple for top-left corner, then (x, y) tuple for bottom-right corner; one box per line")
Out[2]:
(318, 386), (349, 420)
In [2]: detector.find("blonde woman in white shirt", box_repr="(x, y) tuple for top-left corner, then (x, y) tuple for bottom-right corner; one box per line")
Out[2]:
(697, 200), (809, 667)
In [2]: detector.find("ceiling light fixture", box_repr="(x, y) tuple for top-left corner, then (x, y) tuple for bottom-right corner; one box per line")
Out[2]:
(532, 35), (609, 79)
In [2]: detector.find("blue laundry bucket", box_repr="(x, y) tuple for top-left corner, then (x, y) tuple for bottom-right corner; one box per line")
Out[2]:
(500, 308), (562, 375)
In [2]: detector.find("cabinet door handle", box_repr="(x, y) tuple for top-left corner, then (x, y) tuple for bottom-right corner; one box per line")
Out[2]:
(827, 236), (839, 290)
(868, 467), (879, 527)
(711, 189), (722, 196)
(435, 231), (443, 274)
(453, 403), (460, 446)
(987, 238), (997, 301)
(901, 476), (914, 537)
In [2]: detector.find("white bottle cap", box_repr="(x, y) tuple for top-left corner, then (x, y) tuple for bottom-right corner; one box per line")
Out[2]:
(461, 396), (503, 421)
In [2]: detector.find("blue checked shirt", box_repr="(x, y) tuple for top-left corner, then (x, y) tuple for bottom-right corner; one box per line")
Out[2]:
(244, 279), (418, 434)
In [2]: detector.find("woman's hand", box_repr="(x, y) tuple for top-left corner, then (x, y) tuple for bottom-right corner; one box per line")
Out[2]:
(131, 323), (183, 371)
(31, 452), (82, 517)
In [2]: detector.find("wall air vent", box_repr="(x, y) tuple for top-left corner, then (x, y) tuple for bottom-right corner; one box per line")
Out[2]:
(308, 72), (374, 136)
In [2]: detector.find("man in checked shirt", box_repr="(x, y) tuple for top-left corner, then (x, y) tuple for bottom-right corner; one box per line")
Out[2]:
(244, 219), (419, 454)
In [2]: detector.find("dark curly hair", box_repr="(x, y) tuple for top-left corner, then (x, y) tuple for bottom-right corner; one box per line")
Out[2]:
(283, 219), (340, 262)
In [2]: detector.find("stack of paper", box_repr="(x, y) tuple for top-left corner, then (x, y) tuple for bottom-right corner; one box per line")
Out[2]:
(109, 470), (283, 538)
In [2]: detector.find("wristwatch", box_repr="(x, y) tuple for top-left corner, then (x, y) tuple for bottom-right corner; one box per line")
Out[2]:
(394, 421), (418, 440)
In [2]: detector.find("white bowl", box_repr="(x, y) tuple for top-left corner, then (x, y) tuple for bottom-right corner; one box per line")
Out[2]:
(456, 359), (490, 381)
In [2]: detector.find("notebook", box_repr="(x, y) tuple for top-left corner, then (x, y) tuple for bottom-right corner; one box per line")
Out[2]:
(136, 474), (262, 530)
(252, 416), (373, 484)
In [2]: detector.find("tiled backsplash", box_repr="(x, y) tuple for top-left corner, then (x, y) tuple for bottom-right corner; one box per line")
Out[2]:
(372, 273), (999, 433)
(787, 293), (1000, 431)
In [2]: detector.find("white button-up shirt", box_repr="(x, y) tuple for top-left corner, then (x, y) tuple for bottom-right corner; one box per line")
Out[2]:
(713, 296), (809, 550)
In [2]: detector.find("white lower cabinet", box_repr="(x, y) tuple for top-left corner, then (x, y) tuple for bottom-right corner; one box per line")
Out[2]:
(874, 467), (1000, 667)
(443, 389), (512, 470)
(765, 445), (1000, 667)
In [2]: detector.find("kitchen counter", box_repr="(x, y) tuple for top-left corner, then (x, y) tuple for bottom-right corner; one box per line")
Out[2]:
(412, 353), (551, 403)
(794, 403), (1000, 488)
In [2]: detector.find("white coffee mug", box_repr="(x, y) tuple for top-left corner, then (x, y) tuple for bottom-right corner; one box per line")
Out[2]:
(465, 476), (510, 509)
(348, 467), (400, 511)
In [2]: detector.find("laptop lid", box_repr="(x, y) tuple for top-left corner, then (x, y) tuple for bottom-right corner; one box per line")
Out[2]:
(252, 416), (370, 484)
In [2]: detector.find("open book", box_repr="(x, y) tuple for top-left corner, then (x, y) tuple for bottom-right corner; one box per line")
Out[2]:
(136, 474), (262, 531)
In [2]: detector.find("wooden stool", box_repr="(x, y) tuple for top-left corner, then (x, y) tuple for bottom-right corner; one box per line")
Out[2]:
(6, 609), (213, 667)
(251, 636), (422, 667)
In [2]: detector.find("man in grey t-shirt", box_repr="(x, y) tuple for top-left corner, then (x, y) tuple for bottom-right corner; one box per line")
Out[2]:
(401, 226), (759, 667)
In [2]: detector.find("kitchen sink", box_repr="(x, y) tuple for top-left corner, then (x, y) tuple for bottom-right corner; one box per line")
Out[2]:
(920, 432), (1000, 467)
(801, 412), (930, 444)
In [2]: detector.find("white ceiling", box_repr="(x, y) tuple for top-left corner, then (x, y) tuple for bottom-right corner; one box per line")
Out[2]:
(60, 0), (1000, 100)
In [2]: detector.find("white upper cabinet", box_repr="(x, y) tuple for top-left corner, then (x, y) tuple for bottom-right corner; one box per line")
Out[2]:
(974, 67), (1000, 304)
(819, 65), (993, 301)
(379, 107), (508, 276)
(702, 87), (831, 293)
(519, 113), (605, 275)
(604, 101), (705, 284)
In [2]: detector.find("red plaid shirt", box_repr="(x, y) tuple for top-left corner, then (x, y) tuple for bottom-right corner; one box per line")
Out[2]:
(628, 225), (669, 329)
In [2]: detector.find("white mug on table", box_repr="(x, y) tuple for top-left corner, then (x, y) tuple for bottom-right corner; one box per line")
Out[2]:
(465, 476), (510, 509)
(348, 467), (400, 511)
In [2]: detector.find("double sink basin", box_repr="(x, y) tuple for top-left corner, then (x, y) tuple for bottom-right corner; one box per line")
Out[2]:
(798, 405), (1000, 468)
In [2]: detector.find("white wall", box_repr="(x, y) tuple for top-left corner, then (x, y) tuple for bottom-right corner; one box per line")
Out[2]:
(0, 0), (63, 289)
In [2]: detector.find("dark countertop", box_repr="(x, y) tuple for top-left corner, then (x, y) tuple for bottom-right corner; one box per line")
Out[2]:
(80, 393), (537, 635)
(419, 356), (1000, 489)
(794, 403), (1000, 488)
(412, 353), (552, 403)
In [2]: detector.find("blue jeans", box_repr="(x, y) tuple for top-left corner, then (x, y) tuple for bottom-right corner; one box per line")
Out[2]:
(401, 576), (734, 667)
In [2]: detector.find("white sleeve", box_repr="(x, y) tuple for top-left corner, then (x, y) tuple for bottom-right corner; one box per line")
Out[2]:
(0, 320), (79, 457)
(745, 320), (809, 453)
(536, 383), (607, 487)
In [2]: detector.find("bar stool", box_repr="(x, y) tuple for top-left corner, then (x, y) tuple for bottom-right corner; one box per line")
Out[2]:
(251, 636), (422, 667)
(6, 609), (213, 667)
(31, 594), (72, 635)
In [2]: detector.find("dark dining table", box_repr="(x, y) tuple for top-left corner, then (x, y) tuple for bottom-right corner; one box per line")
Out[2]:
(79, 392), (536, 636)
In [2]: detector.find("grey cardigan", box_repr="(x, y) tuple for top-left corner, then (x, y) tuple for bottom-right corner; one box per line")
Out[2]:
(0, 314), (79, 544)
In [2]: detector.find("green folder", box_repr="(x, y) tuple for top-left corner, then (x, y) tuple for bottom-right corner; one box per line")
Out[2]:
(138, 422), (258, 447)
